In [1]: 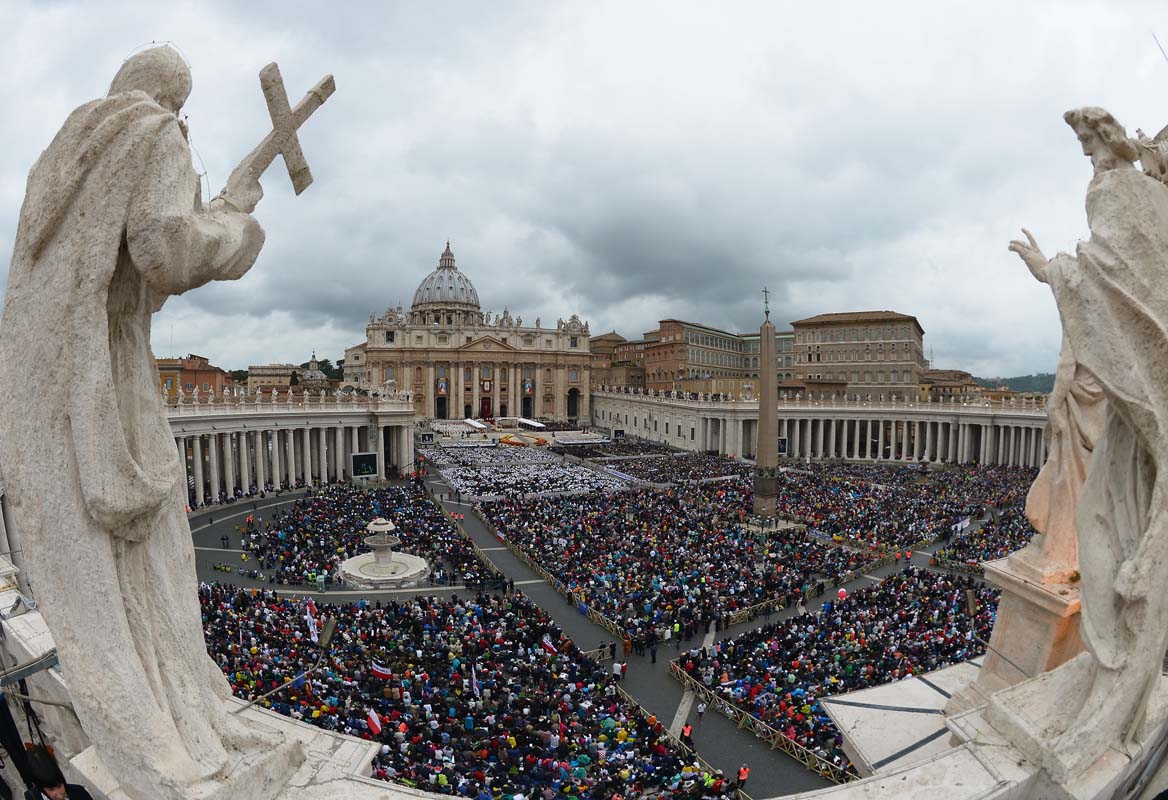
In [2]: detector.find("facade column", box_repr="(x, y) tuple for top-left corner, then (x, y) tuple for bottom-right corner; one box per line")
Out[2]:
(890, 421), (898, 461)
(924, 421), (934, 462)
(815, 419), (825, 459)
(471, 363), (481, 419)
(376, 423), (385, 478)
(875, 419), (883, 460)
(996, 426), (1004, 466)
(192, 435), (205, 504)
(827, 419), (837, 459)
(790, 418), (799, 458)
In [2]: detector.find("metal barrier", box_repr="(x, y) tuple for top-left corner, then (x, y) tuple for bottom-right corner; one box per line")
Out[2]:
(668, 661), (852, 785)
(610, 680), (754, 800)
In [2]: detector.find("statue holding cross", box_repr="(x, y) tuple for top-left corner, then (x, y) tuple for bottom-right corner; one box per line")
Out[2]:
(0, 46), (335, 799)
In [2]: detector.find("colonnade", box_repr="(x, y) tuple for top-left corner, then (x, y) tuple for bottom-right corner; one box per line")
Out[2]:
(779, 417), (1046, 468)
(174, 422), (414, 507)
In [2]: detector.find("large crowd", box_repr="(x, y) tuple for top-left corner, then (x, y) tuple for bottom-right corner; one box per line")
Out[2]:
(934, 501), (1039, 566)
(604, 454), (753, 484)
(237, 484), (494, 589)
(552, 440), (678, 460)
(480, 483), (877, 638)
(768, 465), (1036, 550)
(202, 584), (739, 798)
(675, 567), (999, 777)
(423, 446), (627, 499)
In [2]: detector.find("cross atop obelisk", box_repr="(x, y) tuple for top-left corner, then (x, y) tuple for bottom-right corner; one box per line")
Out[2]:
(763, 286), (771, 320)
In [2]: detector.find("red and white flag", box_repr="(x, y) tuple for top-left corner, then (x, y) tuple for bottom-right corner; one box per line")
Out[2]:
(471, 664), (481, 698)
(371, 660), (392, 680)
(367, 708), (382, 736)
(540, 633), (559, 655)
(305, 599), (319, 644)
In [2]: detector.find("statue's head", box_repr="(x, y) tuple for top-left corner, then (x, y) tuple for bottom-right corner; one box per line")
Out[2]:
(1064, 107), (1138, 172)
(109, 46), (192, 113)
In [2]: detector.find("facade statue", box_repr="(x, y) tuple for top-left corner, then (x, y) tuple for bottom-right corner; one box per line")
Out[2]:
(1002, 106), (1168, 782)
(0, 48), (307, 798)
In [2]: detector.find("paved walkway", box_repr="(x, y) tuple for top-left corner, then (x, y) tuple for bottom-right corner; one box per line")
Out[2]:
(188, 481), (962, 798)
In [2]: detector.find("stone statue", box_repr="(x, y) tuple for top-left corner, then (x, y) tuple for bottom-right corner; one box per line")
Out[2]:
(0, 47), (327, 798)
(1000, 107), (1168, 783)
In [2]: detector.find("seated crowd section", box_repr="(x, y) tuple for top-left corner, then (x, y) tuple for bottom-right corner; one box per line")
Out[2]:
(769, 464), (1037, 550)
(480, 482), (879, 639)
(201, 585), (741, 798)
(674, 567), (1000, 778)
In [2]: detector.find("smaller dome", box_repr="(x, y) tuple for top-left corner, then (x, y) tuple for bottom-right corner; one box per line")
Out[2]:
(411, 242), (480, 311)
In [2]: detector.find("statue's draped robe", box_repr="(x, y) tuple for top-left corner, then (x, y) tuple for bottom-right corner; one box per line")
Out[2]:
(0, 91), (264, 796)
(1014, 332), (1105, 581)
(1045, 167), (1168, 673)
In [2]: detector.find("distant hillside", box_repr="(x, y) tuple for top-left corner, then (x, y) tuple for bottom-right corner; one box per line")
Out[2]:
(974, 373), (1055, 394)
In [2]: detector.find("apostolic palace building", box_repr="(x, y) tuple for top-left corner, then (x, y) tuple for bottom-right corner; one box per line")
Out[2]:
(344, 243), (592, 422)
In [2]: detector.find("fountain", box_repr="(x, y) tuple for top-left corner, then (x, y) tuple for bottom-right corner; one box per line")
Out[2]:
(337, 517), (430, 589)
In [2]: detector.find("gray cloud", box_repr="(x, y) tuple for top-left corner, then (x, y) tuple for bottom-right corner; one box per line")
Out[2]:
(1, 1), (1165, 374)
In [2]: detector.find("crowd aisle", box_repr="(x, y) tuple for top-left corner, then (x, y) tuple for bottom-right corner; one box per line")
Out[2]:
(674, 567), (999, 778)
(202, 584), (744, 798)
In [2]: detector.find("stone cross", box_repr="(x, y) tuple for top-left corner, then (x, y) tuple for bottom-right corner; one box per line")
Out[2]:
(235, 63), (336, 196)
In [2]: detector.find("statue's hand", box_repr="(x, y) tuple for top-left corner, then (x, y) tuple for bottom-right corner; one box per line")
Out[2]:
(1008, 228), (1049, 283)
(1116, 558), (1150, 602)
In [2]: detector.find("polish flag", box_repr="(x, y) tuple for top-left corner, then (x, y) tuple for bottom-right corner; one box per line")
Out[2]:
(367, 708), (382, 736)
(305, 599), (319, 644)
(371, 661), (392, 680)
(540, 634), (559, 655)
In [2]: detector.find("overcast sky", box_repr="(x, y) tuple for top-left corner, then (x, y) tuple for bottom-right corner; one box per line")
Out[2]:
(2, 2), (1166, 376)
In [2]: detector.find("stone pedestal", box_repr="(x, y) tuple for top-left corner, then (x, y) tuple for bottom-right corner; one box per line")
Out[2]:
(947, 557), (1083, 715)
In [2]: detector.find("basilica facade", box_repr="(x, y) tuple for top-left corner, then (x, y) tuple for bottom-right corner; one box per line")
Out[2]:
(344, 244), (592, 422)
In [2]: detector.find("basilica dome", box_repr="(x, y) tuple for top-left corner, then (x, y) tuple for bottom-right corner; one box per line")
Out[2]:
(411, 243), (480, 312)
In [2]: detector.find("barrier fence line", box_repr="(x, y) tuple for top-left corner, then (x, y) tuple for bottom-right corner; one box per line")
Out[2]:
(931, 556), (985, 576)
(668, 661), (852, 785)
(610, 681), (755, 800)
(423, 485), (507, 580)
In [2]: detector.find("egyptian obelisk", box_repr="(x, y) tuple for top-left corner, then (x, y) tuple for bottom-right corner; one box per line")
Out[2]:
(753, 290), (778, 515)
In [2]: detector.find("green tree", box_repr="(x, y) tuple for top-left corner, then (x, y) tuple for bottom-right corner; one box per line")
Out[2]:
(230, 369), (248, 383)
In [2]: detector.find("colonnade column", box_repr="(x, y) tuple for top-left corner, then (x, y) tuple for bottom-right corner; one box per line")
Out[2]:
(208, 435), (221, 502)
(924, 421), (933, 462)
(223, 433), (236, 496)
(815, 419), (825, 459)
(255, 431), (266, 490)
(193, 436), (205, 504)
(889, 421), (898, 461)
(285, 428), (296, 487)
(239, 431), (250, 493)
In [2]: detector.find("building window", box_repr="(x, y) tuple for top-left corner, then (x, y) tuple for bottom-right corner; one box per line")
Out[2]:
(465, 367), (472, 382)
(437, 335), (448, 344)
(385, 366), (395, 381)
(691, 427), (695, 440)
(903, 370), (911, 383)
(570, 336), (578, 348)
(415, 367), (423, 381)
(466, 336), (472, 344)
(385, 331), (395, 343)
(203, 383), (210, 391)
(569, 369), (578, 383)
(500, 367), (508, 382)
(481, 365), (492, 378)
(523, 335), (534, 346)
(164, 378), (174, 389)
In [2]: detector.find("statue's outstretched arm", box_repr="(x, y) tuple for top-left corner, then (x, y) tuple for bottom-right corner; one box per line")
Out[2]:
(126, 122), (265, 300)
